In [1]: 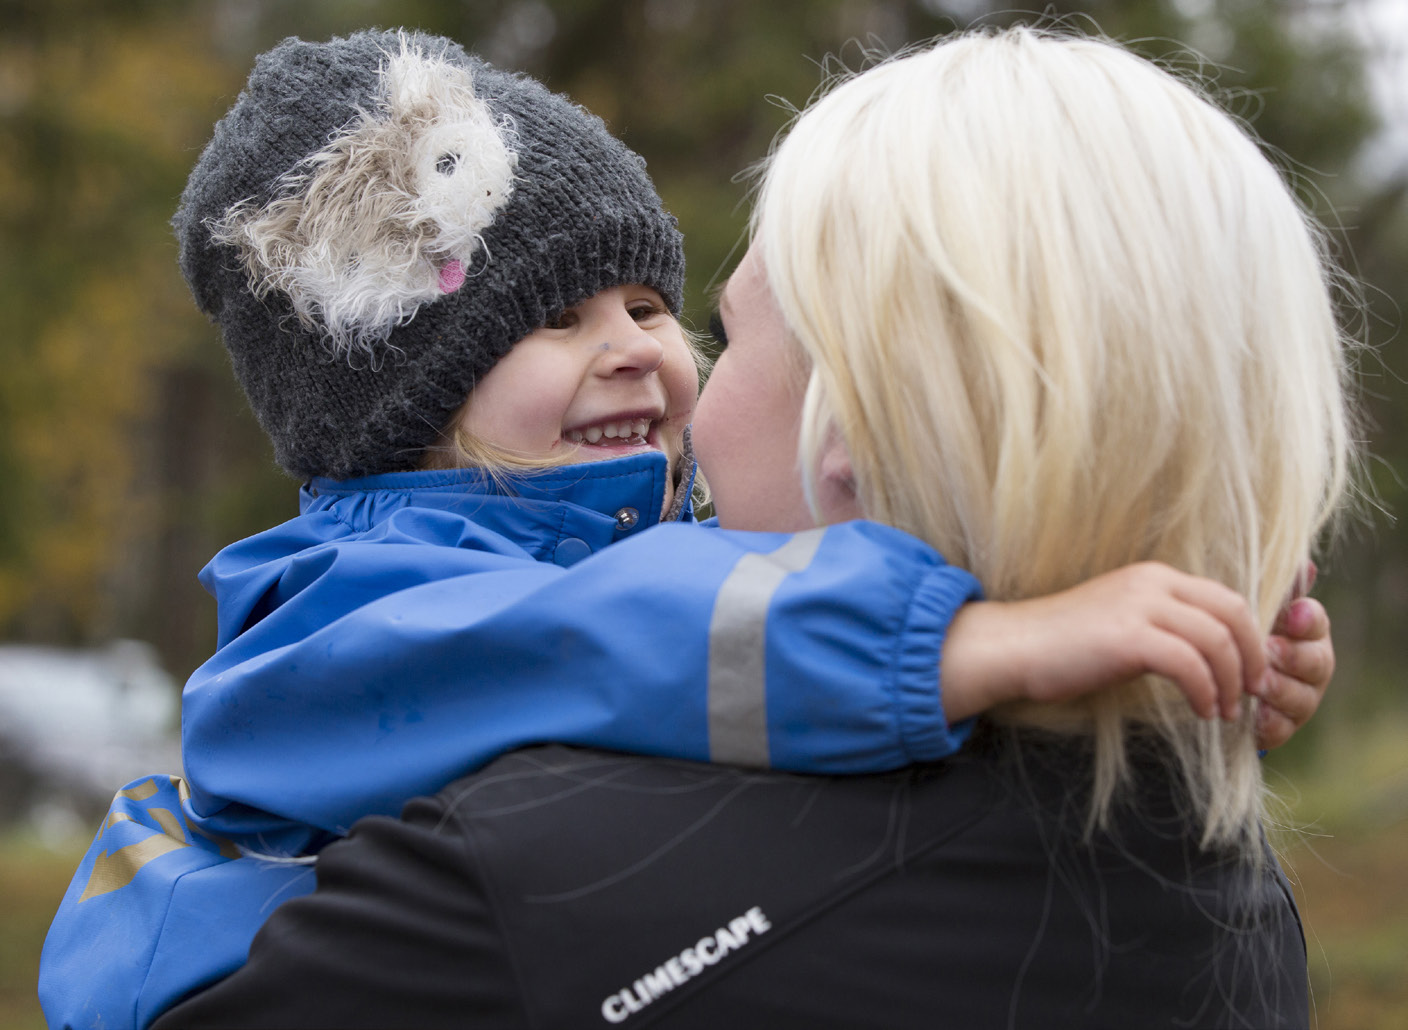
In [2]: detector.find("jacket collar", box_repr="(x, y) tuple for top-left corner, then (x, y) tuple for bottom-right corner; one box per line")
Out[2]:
(298, 450), (695, 567)
(304, 450), (692, 519)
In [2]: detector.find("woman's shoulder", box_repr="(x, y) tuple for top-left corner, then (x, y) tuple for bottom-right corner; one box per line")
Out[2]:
(427, 743), (1306, 1029)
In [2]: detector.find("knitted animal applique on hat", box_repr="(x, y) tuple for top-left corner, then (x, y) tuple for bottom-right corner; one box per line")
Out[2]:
(175, 29), (685, 481)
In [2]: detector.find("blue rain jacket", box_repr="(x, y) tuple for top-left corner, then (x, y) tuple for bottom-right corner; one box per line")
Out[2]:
(40, 451), (981, 1030)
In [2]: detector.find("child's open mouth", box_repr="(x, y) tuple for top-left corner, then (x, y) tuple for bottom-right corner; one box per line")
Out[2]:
(564, 418), (653, 449)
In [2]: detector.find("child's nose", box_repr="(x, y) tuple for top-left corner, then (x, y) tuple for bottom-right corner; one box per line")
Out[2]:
(596, 320), (664, 378)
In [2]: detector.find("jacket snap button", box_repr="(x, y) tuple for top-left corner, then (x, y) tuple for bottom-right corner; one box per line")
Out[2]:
(614, 507), (640, 531)
(553, 537), (592, 567)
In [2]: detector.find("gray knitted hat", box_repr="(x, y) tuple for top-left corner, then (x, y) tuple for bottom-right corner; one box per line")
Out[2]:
(175, 29), (685, 480)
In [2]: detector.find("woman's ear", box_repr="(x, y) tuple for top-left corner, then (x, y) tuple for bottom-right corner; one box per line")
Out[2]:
(819, 435), (854, 489)
(816, 429), (864, 522)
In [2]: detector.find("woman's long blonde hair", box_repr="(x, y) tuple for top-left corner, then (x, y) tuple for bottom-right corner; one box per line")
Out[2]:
(754, 27), (1356, 855)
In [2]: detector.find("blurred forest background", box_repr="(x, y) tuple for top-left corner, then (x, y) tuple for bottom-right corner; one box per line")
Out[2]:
(1, 0), (1405, 1027)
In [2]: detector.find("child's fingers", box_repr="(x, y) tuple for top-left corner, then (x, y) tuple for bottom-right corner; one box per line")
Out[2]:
(1255, 702), (1297, 751)
(1271, 596), (1328, 642)
(1267, 630), (1335, 695)
(1256, 668), (1321, 731)
(1163, 570), (1265, 698)
(1149, 601), (1245, 721)
(1139, 628), (1220, 720)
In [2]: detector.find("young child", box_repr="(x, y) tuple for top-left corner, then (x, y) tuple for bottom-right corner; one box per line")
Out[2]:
(40, 29), (1324, 1030)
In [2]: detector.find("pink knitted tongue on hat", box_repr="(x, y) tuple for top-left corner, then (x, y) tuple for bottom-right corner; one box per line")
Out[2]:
(438, 260), (466, 294)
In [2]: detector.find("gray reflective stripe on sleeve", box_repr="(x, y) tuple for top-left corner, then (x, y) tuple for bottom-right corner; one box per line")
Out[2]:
(707, 528), (827, 767)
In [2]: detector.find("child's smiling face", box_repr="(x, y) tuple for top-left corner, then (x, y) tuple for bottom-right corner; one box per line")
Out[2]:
(450, 284), (698, 504)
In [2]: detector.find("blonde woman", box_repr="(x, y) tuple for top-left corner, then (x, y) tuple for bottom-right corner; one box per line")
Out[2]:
(733, 24), (1353, 863)
(153, 28), (1346, 1029)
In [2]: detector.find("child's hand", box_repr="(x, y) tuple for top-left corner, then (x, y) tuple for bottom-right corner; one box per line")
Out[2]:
(1255, 562), (1333, 750)
(940, 562), (1267, 725)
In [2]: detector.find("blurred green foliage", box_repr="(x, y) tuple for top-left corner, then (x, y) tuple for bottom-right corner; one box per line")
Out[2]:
(0, 0), (1403, 700)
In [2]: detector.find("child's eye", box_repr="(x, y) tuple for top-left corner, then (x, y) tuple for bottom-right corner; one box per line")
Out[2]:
(628, 301), (666, 323)
(708, 311), (728, 349)
(543, 309), (578, 331)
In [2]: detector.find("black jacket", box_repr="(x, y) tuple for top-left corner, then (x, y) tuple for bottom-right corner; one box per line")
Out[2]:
(155, 731), (1308, 1029)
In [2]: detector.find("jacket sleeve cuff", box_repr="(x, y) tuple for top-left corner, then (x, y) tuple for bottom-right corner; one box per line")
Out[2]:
(896, 562), (985, 763)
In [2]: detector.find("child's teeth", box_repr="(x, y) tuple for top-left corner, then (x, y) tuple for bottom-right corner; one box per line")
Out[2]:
(568, 420), (653, 445)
